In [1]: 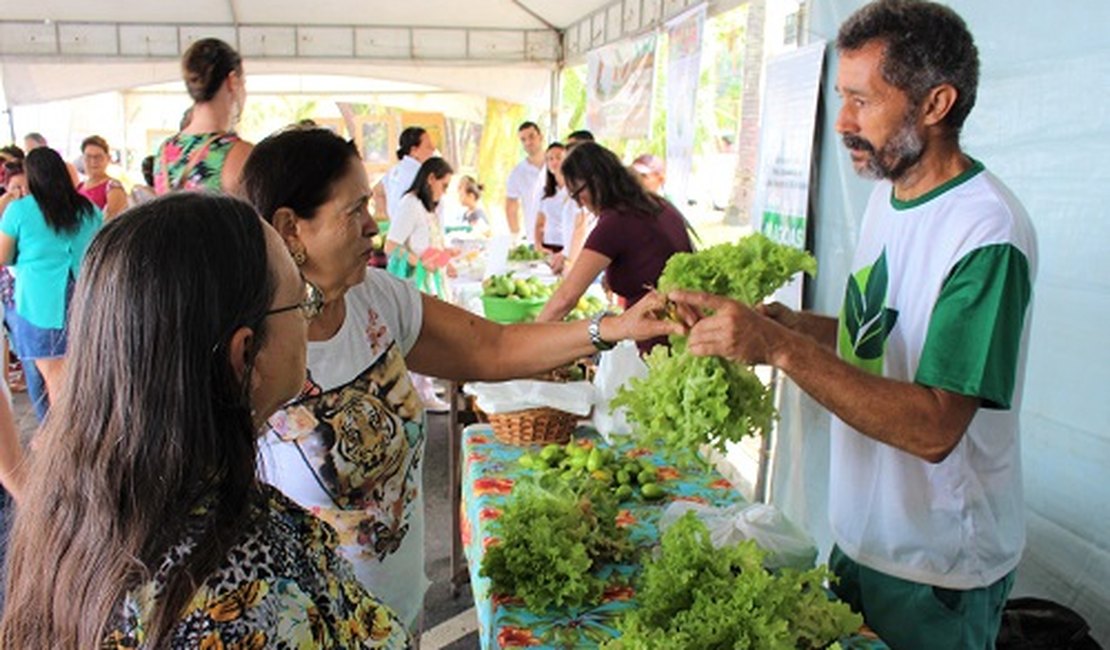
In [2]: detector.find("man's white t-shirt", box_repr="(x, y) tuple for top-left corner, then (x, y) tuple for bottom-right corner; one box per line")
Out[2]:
(506, 158), (545, 243)
(384, 156), (422, 220)
(262, 268), (429, 629)
(830, 161), (1037, 590)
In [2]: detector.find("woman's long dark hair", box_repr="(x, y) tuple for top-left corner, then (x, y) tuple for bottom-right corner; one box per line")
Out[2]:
(0, 193), (276, 649)
(561, 141), (662, 217)
(406, 157), (453, 212)
(542, 142), (566, 199)
(25, 147), (96, 233)
(241, 127), (361, 223)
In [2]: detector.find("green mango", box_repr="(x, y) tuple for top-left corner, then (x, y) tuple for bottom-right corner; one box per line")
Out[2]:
(586, 448), (604, 472)
(540, 444), (565, 463)
(640, 483), (666, 500)
(590, 469), (613, 484)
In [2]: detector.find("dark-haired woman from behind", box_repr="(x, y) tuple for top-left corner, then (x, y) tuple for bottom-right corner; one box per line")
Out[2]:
(535, 142), (693, 352)
(154, 37), (254, 195)
(0, 193), (410, 649)
(0, 147), (102, 417)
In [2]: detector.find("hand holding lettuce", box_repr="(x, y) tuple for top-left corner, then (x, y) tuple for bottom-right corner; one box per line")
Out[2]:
(613, 234), (816, 454)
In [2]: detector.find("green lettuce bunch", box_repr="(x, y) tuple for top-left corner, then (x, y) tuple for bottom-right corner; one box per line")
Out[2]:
(615, 234), (816, 453)
(479, 479), (631, 611)
(611, 340), (774, 455)
(657, 233), (818, 303)
(602, 513), (861, 650)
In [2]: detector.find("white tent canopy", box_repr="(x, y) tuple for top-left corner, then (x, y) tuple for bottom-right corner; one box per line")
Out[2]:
(0, 0), (732, 108)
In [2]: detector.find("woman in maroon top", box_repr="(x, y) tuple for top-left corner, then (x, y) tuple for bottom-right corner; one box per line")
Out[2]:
(535, 142), (692, 352)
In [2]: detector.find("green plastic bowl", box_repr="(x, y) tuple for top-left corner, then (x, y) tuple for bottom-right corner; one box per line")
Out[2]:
(481, 295), (548, 323)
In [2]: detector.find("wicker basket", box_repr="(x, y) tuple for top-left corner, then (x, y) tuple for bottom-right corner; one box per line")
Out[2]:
(487, 406), (578, 446)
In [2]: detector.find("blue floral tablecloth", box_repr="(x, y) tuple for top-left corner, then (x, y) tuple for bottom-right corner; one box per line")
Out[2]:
(461, 424), (887, 649)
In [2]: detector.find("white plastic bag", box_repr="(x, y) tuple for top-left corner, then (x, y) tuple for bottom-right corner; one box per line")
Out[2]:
(463, 380), (596, 416)
(591, 340), (648, 442)
(658, 501), (818, 570)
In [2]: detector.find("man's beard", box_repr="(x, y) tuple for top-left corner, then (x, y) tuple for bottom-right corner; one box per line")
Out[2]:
(842, 114), (925, 181)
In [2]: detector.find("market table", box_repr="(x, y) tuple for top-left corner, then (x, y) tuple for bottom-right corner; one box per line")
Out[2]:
(460, 423), (888, 649)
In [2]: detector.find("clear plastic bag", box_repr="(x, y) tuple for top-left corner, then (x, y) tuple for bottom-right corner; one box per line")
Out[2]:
(659, 501), (818, 570)
(591, 340), (648, 442)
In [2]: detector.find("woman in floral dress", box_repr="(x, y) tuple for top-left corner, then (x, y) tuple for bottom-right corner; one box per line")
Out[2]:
(154, 38), (254, 195)
(0, 194), (409, 649)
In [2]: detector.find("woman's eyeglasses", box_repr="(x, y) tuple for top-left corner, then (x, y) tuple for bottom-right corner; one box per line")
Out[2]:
(264, 279), (324, 321)
(569, 183), (588, 204)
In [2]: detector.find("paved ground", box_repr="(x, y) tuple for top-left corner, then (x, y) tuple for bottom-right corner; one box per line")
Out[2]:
(9, 388), (481, 649)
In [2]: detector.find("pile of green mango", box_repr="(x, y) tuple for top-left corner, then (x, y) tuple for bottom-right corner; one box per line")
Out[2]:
(482, 273), (554, 300)
(566, 294), (608, 321)
(518, 439), (668, 502)
(508, 244), (547, 262)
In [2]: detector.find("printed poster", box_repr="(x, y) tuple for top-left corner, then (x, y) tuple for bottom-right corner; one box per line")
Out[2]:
(587, 33), (657, 139)
(751, 41), (826, 308)
(665, 5), (706, 209)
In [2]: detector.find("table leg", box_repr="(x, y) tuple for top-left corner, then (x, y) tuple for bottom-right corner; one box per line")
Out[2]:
(448, 381), (470, 595)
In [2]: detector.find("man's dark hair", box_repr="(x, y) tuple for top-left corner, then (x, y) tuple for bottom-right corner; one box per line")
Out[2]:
(837, 0), (979, 133)
(518, 121), (541, 134)
(566, 129), (595, 144)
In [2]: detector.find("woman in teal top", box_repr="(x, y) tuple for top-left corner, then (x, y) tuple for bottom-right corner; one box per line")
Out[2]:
(0, 147), (102, 417)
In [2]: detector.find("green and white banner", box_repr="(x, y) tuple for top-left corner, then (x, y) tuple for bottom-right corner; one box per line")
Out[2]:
(752, 40), (826, 307)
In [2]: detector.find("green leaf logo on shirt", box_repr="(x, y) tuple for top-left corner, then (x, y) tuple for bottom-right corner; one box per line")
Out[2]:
(839, 249), (899, 375)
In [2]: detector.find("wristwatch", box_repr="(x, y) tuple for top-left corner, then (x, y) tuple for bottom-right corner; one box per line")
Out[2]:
(587, 311), (616, 351)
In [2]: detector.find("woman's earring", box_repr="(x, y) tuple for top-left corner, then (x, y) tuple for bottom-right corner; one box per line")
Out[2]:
(292, 248), (307, 266)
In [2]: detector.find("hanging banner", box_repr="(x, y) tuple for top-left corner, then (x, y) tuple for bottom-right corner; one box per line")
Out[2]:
(665, 4), (706, 209)
(751, 40), (826, 308)
(586, 33), (657, 139)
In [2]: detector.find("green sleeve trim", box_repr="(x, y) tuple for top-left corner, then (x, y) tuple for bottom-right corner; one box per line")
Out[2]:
(891, 158), (985, 210)
(915, 243), (1032, 409)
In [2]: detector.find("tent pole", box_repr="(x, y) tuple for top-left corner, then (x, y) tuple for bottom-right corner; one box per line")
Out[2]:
(548, 28), (565, 138)
(549, 65), (562, 138)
